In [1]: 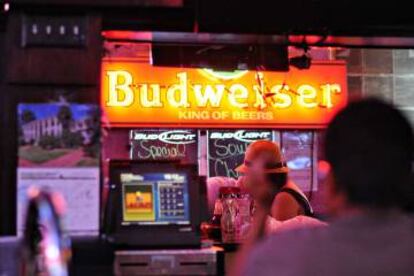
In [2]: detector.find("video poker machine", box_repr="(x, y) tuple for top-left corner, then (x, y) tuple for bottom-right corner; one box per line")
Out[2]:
(104, 160), (222, 275)
(105, 160), (202, 248)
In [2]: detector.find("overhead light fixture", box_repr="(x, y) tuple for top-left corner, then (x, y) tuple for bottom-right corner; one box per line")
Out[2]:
(289, 53), (312, 70)
(151, 44), (289, 72)
(289, 47), (312, 70)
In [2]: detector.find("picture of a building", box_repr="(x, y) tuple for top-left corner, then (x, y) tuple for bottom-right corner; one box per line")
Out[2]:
(21, 116), (93, 145)
(18, 103), (99, 167)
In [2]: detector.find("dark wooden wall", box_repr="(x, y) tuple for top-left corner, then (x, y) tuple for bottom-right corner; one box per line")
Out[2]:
(0, 12), (102, 235)
(0, 30), (7, 235)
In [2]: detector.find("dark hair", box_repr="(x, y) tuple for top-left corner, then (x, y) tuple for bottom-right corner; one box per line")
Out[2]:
(267, 172), (288, 191)
(325, 98), (414, 208)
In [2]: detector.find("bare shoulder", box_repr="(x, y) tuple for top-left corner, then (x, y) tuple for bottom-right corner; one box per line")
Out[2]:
(274, 190), (300, 206)
(271, 191), (301, 220)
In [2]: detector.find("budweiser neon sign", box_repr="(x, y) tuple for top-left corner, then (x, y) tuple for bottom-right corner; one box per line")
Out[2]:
(101, 61), (348, 128)
(106, 71), (341, 109)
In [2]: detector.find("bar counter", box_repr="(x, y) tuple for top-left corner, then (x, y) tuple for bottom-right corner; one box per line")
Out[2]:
(0, 236), (237, 275)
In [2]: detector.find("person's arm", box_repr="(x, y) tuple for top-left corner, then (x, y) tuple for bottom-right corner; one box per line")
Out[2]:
(271, 192), (301, 221)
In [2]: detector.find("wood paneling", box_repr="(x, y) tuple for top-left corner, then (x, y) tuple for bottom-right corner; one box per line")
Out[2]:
(6, 13), (101, 85)
(0, 13), (102, 235)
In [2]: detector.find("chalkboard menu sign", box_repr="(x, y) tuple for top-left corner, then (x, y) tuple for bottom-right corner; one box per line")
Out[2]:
(130, 129), (198, 164)
(207, 130), (273, 178)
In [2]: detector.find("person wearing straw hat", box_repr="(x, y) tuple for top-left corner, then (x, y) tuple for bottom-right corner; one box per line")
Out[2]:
(236, 140), (313, 221)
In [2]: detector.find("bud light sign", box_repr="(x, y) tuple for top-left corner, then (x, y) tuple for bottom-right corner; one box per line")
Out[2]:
(130, 129), (198, 163)
(208, 130), (273, 177)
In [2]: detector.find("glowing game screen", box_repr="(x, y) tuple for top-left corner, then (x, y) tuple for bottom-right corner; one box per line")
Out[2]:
(120, 173), (190, 225)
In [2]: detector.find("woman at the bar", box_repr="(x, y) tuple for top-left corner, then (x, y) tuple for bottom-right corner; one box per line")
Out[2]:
(236, 140), (313, 221)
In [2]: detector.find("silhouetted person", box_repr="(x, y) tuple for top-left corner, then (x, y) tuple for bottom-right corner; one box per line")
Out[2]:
(233, 98), (414, 276)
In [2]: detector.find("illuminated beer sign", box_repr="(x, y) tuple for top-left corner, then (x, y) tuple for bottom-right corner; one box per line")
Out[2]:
(208, 130), (273, 177)
(129, 129), (198, 163)
(101, 61), (347, 128)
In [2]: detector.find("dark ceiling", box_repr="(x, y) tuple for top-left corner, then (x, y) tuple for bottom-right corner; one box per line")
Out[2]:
(3, 0), (414, 47)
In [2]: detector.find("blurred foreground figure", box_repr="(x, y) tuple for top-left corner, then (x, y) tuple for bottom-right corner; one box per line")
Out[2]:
(20, 188), (71, 276)
(233, 98), (414, 276)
